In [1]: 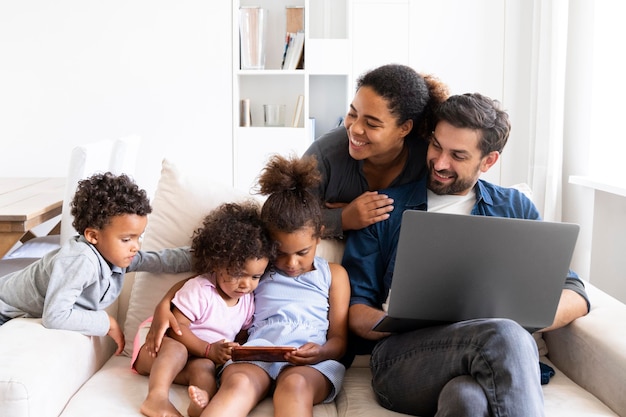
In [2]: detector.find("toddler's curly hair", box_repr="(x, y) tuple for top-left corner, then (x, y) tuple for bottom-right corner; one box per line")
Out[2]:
(191, 201), (275, 275)
(70, 172), (151, 235)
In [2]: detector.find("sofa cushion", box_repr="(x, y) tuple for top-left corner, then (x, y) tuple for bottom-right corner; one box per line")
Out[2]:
(0, 318), (115, 417)
(59, 355), (338, 417)
(335, 356), (619, 417)
(122, 159), (250, 356)
(545, 283), (626, 416)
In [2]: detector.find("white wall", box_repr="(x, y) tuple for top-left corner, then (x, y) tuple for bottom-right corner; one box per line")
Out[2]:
(564, 0), (626, 302)
(1, 1), (622, 300)
(350, 0), (506, 185)
(0, 1), (233, 197)
(0, 0), (524, 193)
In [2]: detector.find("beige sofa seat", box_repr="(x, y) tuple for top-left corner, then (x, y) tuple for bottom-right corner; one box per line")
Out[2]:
(337, 353), (620, 417)
(0, 317), (115, 417)
(1, 159), (624, 417)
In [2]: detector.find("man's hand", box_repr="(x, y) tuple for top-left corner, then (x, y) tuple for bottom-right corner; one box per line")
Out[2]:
(326, 191), (394, 231)
(349, 304), (391, 341)
(107, 314), (125, 355)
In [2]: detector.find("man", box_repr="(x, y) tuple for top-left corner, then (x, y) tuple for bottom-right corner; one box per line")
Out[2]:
(342, 93), (590, 417)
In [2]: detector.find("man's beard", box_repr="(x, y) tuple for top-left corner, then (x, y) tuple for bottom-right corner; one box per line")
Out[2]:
(428, 168), (477, 196)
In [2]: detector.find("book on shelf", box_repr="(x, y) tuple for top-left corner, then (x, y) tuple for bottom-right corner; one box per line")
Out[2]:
(240, 98), (251, 127)
(281, 6), (305, 70)
(281, 31), (304, 70)
(292, 94), (304, 127)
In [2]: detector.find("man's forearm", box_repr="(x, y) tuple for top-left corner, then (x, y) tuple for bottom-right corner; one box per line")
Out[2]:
(349, 303), (391, 341)
(542, 289), (588, 332)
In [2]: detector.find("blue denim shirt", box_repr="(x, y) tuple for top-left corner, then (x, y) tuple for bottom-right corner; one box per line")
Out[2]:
(342, 178), (589, 310)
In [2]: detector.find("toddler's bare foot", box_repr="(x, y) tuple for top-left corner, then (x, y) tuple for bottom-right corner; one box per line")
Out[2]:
(188, 385), (210, 417)
(140, 393), (183, 417)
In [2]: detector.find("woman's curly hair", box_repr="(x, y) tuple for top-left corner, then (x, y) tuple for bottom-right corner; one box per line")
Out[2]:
(191, 201), (275, 275)
(256, 154), (323, 238)
(70, 172), (151, 235)
(356, 64), (449, 140)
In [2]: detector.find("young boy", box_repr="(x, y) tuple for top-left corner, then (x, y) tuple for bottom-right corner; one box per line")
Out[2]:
(0, 172), (191, 354)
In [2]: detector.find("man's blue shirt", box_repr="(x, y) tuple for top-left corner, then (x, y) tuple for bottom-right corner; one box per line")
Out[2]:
(342, 178), (588, 310)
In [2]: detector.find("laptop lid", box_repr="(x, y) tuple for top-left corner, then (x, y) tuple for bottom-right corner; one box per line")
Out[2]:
(373, 210), (580, 333)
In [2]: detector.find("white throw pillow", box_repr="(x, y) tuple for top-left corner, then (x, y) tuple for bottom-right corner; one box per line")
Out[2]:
(122, 159), (253, 356)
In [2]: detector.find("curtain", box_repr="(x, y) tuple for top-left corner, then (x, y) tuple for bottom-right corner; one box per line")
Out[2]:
(526, 0), (570, 221)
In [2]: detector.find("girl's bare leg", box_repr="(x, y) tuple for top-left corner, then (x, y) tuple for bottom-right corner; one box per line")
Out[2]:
(181, 358), (217, 417)
(199, 363), (271, 417)
(273, 366), (331, 417)
(135, 338), (188, 417)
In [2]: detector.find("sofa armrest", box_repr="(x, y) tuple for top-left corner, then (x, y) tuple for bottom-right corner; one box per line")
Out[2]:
(0, 318), (116, 417)
(544, 282), (626, 416)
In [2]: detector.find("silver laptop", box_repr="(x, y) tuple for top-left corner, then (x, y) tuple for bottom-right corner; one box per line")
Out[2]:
(372, 210), (580, 333)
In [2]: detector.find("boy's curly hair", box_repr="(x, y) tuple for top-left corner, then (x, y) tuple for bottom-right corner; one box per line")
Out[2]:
(191, 201), (276, 275)
(70, 172), (152, 235)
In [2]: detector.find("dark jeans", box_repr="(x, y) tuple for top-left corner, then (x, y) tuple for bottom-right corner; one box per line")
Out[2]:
(370, 318), (544, 417)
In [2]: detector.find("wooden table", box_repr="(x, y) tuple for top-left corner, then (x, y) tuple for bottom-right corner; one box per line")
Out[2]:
(0, 178), (65, 258)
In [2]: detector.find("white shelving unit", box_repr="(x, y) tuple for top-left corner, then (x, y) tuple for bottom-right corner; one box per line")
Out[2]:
(232, 0), (351, 192)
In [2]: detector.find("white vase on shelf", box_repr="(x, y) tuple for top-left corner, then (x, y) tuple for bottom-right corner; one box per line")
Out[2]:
(239, 7), (267, 70)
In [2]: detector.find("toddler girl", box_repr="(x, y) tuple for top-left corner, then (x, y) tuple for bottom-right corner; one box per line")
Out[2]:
(132, 202), (275, 417)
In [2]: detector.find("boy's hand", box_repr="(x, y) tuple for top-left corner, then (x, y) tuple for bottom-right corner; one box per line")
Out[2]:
(107, 315), (125, 355)
(144, 306), (180, 357)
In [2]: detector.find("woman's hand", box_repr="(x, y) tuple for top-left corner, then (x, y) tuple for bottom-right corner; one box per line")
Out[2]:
(326, 191), (394, 231)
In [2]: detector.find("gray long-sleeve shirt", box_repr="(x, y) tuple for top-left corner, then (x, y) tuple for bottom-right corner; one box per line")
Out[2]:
(0, 236), (191, 336)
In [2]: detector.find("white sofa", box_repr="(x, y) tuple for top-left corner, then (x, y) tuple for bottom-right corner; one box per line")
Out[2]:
(1, 159), (625, 417)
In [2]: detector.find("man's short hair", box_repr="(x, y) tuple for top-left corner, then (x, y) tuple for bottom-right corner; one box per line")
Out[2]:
(435, 93), (511, 156)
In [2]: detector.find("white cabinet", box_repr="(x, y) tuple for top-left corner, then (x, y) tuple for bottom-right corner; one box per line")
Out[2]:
(232, 0), (351, 192)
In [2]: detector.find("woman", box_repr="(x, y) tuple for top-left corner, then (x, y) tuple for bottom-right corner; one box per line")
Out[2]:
(303, 64), (449, 238)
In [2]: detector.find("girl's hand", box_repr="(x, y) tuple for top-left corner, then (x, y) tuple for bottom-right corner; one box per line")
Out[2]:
(145, 307), (180, 357)
(284, 342), (323, 365)
(326, 191), (394, 231)
(206, 339), (240, 365)
(144, 278), (190, 357)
